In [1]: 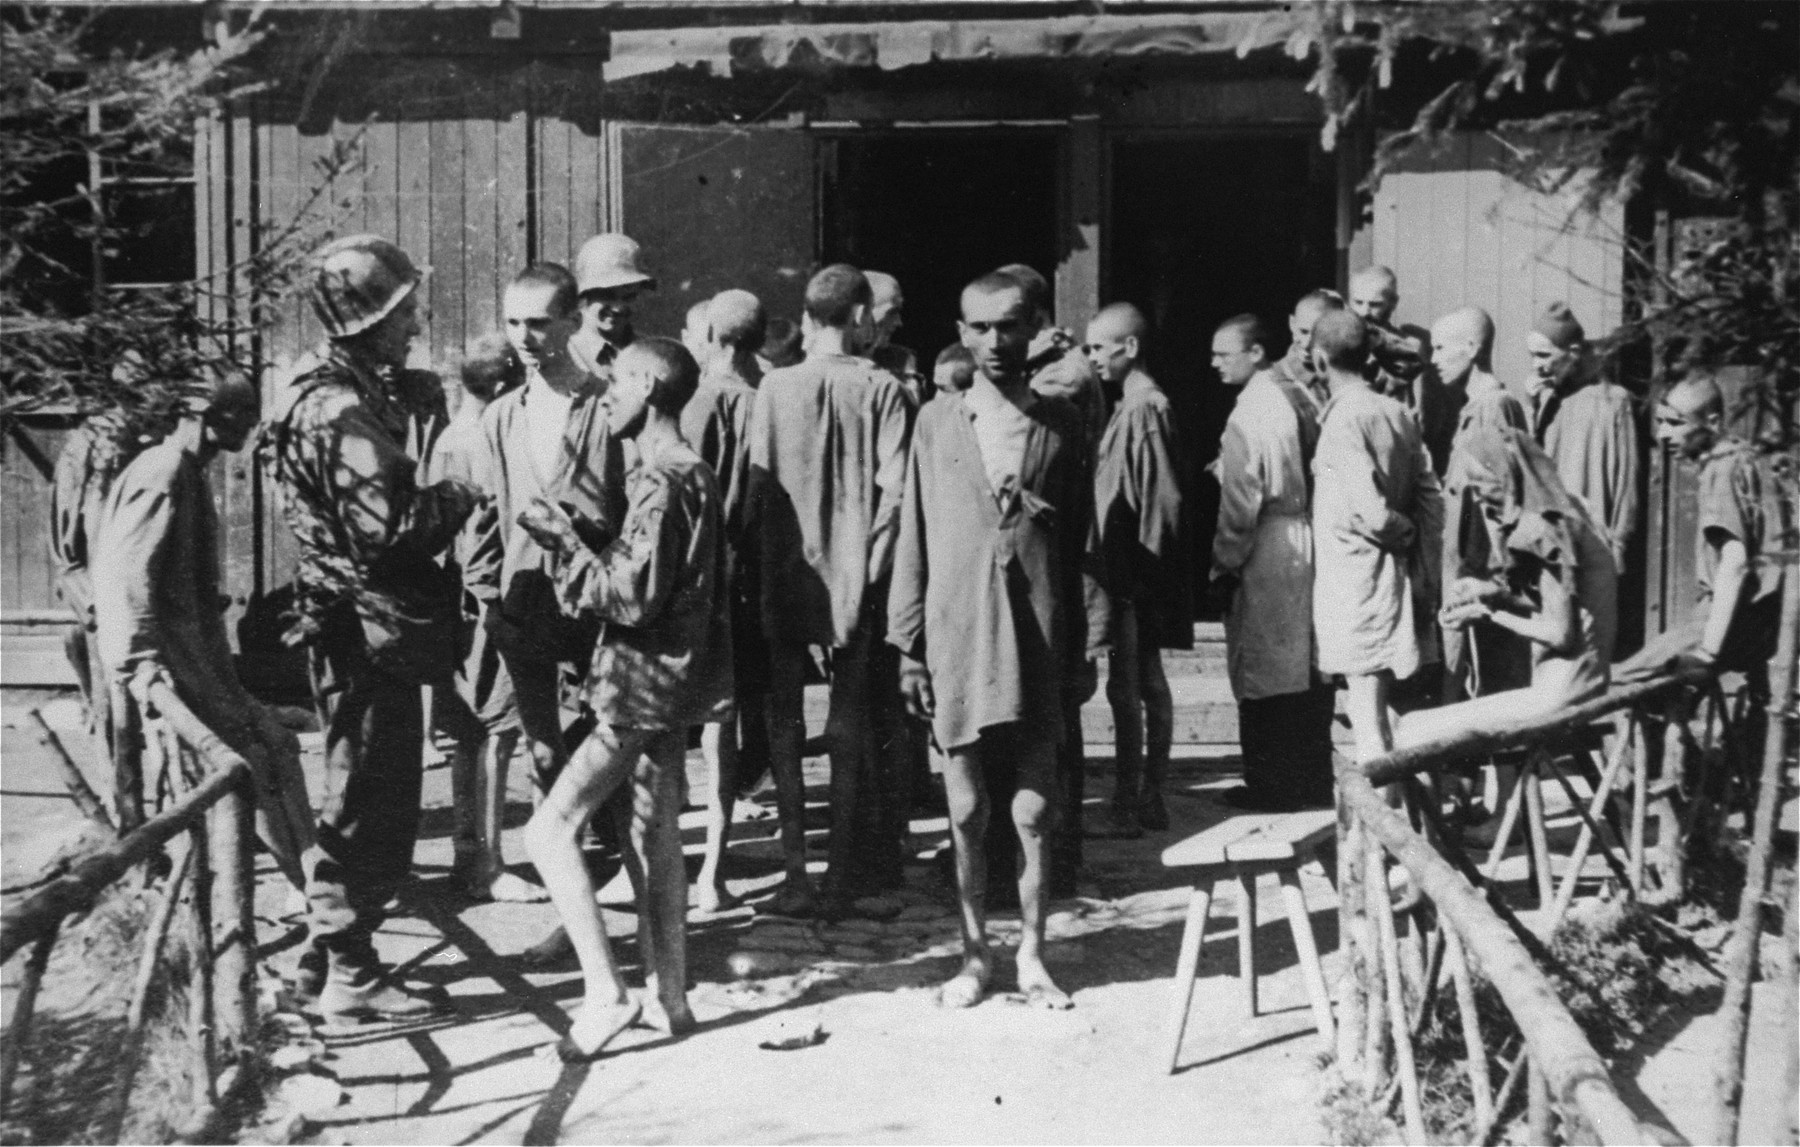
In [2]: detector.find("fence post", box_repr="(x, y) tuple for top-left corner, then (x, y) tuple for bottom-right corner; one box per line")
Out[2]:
(209, 771), (258, 1085)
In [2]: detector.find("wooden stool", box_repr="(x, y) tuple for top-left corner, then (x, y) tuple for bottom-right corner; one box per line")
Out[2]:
(1159, 809), (1337, 1074)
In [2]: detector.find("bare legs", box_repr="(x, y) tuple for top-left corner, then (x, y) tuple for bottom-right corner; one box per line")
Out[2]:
(695, 721), (740, 914)
(939, 729), (1072, 1009)
(523, 724), (694, 1058)
(764, 643), (818, 914)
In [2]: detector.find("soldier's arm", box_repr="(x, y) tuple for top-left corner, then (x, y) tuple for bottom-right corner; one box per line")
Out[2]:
(328, 400), (478, 564)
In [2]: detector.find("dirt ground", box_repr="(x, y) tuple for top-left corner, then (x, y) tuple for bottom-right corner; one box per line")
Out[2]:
(3, 690), (1795, 1146)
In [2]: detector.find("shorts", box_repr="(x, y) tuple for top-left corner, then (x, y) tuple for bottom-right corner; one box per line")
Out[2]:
(969, 721), (1059, 799)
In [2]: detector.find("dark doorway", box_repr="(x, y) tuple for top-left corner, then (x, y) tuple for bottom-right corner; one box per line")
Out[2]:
(820, 133), (1060, 366)
(1108, 134), (1337, 618)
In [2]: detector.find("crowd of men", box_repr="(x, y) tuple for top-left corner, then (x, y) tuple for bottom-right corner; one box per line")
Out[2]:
(50, 230), (1789, 1058)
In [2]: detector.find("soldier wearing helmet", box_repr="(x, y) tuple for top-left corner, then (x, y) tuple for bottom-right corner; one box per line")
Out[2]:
(265, 234), (484, 1023)
(570, 233), (656, 380)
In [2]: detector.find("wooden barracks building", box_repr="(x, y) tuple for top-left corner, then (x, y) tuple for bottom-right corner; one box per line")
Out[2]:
(4, 1), (1670, 696)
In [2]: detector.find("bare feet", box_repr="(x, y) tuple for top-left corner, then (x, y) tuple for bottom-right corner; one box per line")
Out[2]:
(462, 868), (550, 903)
(644, 996), (699, 1036)
(556, 996), (643, 1062)
(520, 925), (574, 968)
(938, 952), (992, 1009)
(760, 879), (818, 919)
(694, 885), (743, 917)
(1017, 958), (1074, 1010)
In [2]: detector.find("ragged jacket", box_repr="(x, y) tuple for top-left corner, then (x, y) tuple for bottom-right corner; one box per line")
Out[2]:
(96, 434), (316, 884)
(557, 437), (734, 729)
(1538, 378), (1642, 569)
(1311, 382), (1444, 680)
(889, 389), (1108, 752)
(1093, 370), (1192, 649)
(465, 373), (627, 662)
(747, 353), (910, 649)
(1213, 370), (1316, 700)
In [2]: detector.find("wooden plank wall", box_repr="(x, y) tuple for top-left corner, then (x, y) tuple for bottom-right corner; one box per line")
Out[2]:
(1367, 133), (1626, 400)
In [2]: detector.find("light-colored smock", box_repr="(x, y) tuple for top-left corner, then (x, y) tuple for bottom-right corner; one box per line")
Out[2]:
(1213, 371), (1315, 700)
(1311, 383), (1444, 680)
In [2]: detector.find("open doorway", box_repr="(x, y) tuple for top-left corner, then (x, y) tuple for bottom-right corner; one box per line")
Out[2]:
(1108, 133), (1338, 618)
(820, 132), (1060, 367)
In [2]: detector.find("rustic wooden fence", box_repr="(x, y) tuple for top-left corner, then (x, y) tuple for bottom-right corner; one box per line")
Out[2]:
(1331, 517), (1797, 1146)
(0, 681), (260, 1144)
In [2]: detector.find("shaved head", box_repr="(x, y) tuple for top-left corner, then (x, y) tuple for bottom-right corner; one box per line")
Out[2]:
(1349, 266), (1399, 324)
(1665, 375), (1724, 420)
(1295, 289), (1344, 326)
(1088, 302), (1148, 344)
(1084, 302), (1147, 384)
(202, 372), (261, 452)
(707, 288), (766, 351)
(995, 262), (1050, 318)
(1431, 306), (1495, 384)
(865, 270), (902, 310)
(1433, 307), (1494, 352)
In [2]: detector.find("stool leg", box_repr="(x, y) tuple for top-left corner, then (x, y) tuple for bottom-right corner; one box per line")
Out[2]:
(1524, 759), (1554, 909)
(1237, 870), (1258, 1017)
(1165, 883), (1213, 1074)
(1278, 868), (1334, 1050)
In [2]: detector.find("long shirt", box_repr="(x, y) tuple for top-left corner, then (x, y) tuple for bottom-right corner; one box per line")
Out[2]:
(557, 435), (734, 730)
(1094, 370), (1192, 649)
(1539, 379), (1642, 568)
(680, 357), (761, 566)
(1311, 381), (1444, 680)
(465, 371), (627, 661)
(265, 349), (475, 651)
(96, 433), (316, 881)
(888, 385), (1107, 752)
(746, 353), (910, 649)
(1213, 370), (1316, 700)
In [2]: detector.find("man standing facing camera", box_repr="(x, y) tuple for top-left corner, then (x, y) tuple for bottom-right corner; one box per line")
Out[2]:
(890, 272), (1106, 1011)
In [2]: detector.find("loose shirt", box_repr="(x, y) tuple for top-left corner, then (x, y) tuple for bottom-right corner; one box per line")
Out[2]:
(465, 372), (626, 661)
(747, 353), (910, 649)
(1540, 379), (1642, 569)
(1312, 382), (1444, 680)
(1213, 370), (1315, 699)
(96, 434), (316, 880)
(1696, 438), (1789, 663)
(680, 357), (761, 564)
(558, 437), (733, 730)
(265, 350), (474, 651)
(889, 386), (1107, 752)
(1095, 370), (1192, 650)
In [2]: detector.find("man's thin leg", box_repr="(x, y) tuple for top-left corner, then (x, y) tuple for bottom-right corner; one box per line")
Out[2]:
(1342, 672), (1395, 766)
(508, 654), (567, 803)
(1012, 733), (1073, 1008)
(1139, 635), (1174, 830)
(763, 642), (816, 913)
(1103, 601), (1145, 835)
(634, 731), (697, 1034)
(940, 743), (993, 1006)
(824, 627), (875, 903)
(523, 725), (650, 1057)
(696, 721), (740, 914)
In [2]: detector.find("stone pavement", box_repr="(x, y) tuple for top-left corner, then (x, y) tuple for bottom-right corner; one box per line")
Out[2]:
(5, 692), (1342, 1145)
(247, 743), (1339, 1146)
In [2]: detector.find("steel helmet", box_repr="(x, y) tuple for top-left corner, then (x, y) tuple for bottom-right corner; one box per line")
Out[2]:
(309, 234), (425, 339)
(574, 233), (656, 295)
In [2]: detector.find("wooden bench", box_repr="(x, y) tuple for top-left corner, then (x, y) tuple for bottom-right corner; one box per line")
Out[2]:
(1159, 808), (1337, 1074)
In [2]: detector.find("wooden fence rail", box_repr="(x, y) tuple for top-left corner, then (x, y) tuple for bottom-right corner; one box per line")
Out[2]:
(0, 682), (260, 1140)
